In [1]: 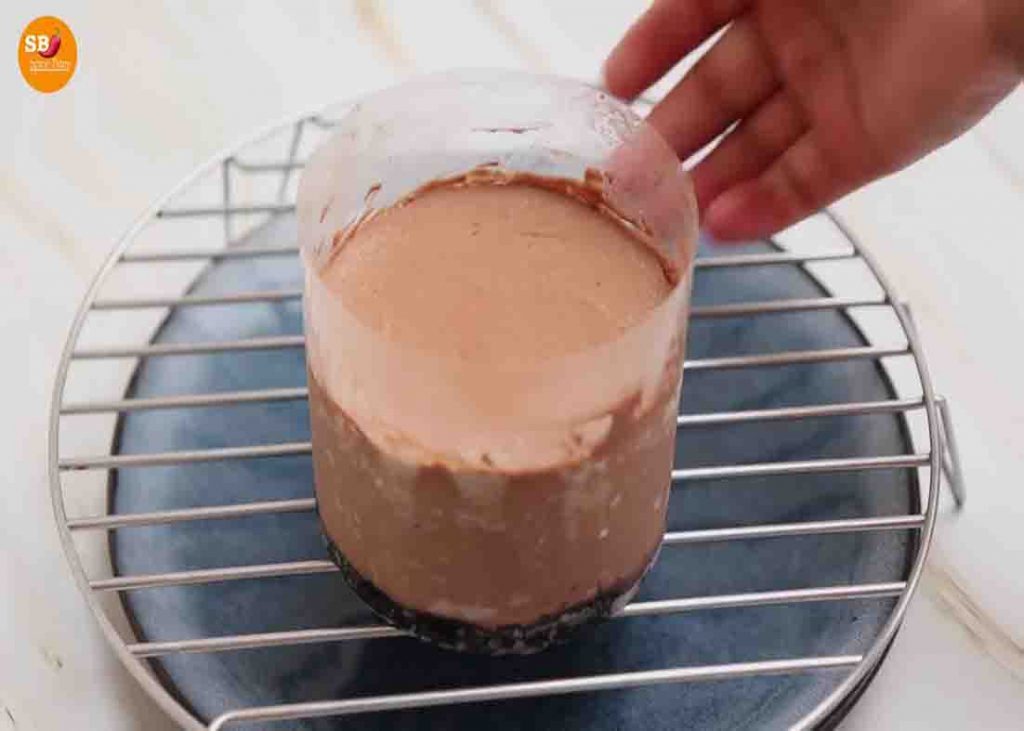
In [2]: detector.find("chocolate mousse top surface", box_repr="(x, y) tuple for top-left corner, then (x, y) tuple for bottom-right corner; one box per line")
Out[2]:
(318, 171), (673, 362)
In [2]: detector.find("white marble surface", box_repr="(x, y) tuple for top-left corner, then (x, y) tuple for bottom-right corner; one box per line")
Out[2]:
(3, 2), (1023, 729)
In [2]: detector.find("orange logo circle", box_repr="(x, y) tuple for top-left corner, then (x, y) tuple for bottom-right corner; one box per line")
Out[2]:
(18, 16), (77, 94)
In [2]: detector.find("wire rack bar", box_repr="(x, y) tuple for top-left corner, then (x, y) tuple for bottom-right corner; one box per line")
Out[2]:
(130, 625), (401, 658)
(690, 296), (885, 318)
(59, 440), (927, 473)
(207, 655), (862, 730)
(157, 204), (295, 218)
(114, 246), (852, 267)
(60, 387), (308, 415)
(232, 160), (307, 173)
(307, 115), (341, 129)
(60, 388), (922, 422)
(694, 251), (855, 268)
(92, 290), (302, 310)
(85, 291), (889, 316)
(661, 514), (925, 545)
(622, 582), (905, 615)
(71, 335), (305, 359)
(91, 560), (337, 591)
(59, 442), (311, 470)
(671, 453), (928, 482)
(120, 245), (300, 263)
(66, 498), (316, 530)
(90, 513), (924, 591)
(683, 345), (908, 372)
(675, 397), (923, 427)
(66, 490), (924, 532)
(69, 339), (907, 365)
(128, 582), (904, 658)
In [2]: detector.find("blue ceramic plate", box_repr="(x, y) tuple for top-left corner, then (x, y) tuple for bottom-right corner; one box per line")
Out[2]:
(112, 214), (916, 729)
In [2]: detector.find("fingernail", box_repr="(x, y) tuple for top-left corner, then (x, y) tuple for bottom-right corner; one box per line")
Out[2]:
(691, 173), (717, 216)
(704, 193), (745, 241)
(600, 55), (636, 101)
(704, 184), (781, 242)
(599, 59), (612, 92)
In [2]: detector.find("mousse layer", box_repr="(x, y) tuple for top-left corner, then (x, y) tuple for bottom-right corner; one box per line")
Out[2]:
(306, 170), (686, 637)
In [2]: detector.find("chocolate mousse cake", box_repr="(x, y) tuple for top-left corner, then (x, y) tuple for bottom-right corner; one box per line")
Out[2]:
(303, 166), (688, 653)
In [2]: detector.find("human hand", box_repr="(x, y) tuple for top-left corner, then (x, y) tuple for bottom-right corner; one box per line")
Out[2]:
(605, 0), (1024, 240)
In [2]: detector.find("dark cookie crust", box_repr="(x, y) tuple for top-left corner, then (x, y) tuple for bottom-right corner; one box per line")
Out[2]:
(323, 525), (655, 655)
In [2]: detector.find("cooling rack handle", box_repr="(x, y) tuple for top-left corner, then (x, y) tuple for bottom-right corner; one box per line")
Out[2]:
(935, 395), (967, 509)
(895, 300), (966, 510)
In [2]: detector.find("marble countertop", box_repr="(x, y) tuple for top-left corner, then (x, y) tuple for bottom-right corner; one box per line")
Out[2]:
(3, 2), (1022, 729)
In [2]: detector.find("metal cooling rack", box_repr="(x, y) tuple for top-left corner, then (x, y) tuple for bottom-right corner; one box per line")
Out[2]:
(49, 105), (966, 730)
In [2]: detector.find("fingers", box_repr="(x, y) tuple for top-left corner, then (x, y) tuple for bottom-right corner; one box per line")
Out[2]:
(604, 125), (698, 251)
(603, 0), (749, 101)
(704, 131), (855, 240)
(647, 13), (779, 162)
(691, 88), (806, 210)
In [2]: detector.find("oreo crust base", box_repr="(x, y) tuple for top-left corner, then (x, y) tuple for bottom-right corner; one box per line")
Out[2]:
(322, 526), (656, 655)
